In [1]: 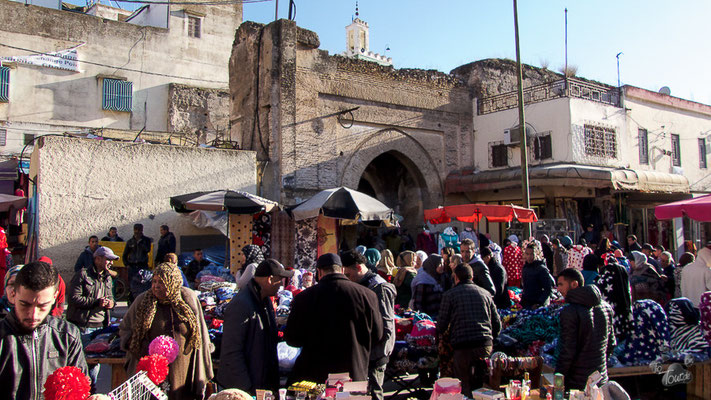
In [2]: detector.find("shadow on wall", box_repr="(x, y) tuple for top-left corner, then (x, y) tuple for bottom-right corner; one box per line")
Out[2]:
(40, 209), (224, 279)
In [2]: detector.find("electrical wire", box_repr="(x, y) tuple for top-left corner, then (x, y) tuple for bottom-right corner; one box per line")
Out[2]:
(112, 0), (270, 4)
(0, 43), (228, 84)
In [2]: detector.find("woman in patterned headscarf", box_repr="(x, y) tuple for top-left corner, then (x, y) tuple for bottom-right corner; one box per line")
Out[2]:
(236, 245), (265, 289)
(120, 263), (213, 400)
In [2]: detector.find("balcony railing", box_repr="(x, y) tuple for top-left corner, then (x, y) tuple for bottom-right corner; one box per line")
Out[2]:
(477, 78), (620, 115)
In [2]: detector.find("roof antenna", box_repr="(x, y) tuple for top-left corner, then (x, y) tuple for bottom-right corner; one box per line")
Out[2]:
(355, 1), (359, 19)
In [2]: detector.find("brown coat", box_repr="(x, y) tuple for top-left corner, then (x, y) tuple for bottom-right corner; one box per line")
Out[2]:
(120, 287), (214, 400)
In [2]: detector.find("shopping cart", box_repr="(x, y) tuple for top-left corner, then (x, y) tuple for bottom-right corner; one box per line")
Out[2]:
(107, 370), (168, 400)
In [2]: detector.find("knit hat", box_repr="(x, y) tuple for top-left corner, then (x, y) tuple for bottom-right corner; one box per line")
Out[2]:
(4, 264), (23, 290)
(354, 245), (367, 255)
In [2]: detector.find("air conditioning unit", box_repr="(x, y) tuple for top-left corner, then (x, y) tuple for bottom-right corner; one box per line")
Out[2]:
(503, 126), (532, 146)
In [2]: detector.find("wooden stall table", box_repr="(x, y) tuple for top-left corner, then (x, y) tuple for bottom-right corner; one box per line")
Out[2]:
(86, 357), (128, 390)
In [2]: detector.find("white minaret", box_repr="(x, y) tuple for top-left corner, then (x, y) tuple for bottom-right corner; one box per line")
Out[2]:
(342, 2), (392, 67)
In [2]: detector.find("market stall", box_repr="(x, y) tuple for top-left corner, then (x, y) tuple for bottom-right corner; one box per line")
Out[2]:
(288, 187), (395, 268)
(171, 190), (280, 273)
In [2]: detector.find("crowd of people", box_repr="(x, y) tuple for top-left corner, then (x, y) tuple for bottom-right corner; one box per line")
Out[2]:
(0, 220), (710, 400)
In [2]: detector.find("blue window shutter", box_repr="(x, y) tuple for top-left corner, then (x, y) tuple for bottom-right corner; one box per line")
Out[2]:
(0, 67), (9, 103)
(102, 78), (132, 112)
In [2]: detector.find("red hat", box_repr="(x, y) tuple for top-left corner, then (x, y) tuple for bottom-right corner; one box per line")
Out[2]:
(38, 256), (53, 266)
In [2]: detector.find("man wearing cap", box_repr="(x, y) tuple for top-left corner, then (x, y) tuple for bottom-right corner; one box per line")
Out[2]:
(218, 259), (292, 394)
(342, 250), (396, 400)
(66, 246), (117, 390)
(641, 243), (661, 272)
(285, 253), (383, 385)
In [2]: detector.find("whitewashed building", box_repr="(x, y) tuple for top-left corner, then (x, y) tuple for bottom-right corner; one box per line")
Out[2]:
(0, 0), (241, 157)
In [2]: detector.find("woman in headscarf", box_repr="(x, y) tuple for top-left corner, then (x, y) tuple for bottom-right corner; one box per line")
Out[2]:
(410, 254), (444, 319)
(414, 250), (427, 270)
(393, 250), (417, 308)
(666, 297), (710, 354)
(364, 248), (381, 274)
(674, 252), (695, 298)
(120, 263), (213, 400)
(595, 258), (633, 341)
(619, 299), (670, 366)
(236, 245), (265, 289)
(377, 249), (396, 282)
(629, 251), (667, 305)
(0, 264), (22, 319)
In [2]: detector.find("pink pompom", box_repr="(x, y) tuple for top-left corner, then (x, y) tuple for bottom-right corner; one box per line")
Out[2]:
(148, 335), (179, 364)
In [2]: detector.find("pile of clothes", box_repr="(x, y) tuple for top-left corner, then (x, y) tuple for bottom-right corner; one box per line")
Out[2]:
(389, 311), (439, 373)
(196, 282), (238, 357)
(496, 305), (563, 366)
(83, 320), (126, 358)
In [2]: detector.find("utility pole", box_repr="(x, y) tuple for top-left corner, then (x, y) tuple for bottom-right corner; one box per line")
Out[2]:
(275, 0), (279, 21)
(616, 52), (623, 88)
(513, 0), (531, 239)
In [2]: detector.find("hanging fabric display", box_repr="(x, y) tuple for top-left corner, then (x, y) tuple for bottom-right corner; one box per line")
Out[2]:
(317, 215), (338, 257)
(294, 217), (318, 270)
(271, 211), (295, 267)
(252, 212), (272, 257)
(229, 214), (252, 274)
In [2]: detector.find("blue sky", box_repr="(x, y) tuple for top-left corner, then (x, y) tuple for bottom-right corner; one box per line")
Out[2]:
(239, 0), (711, 105)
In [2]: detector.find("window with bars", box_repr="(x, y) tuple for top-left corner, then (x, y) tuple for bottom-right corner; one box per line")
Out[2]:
(188, 16), (201, 38)
(0, 129), (6, 147)
(583, 124), (617, 158)
(491, 144), (508, 167)
(0, 66), (9, 103)
(533, 134), (553, 160)
(638, 128), (649, 164)
(102, 78), (133, 112)
(671, 134), (681, 167)
(700, 137), (707, 169)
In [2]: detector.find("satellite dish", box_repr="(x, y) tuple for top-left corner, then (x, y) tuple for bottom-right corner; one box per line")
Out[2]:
(659, 86), (671, 95)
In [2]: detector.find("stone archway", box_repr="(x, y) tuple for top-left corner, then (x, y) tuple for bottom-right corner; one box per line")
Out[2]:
(340, 128), (443, 230)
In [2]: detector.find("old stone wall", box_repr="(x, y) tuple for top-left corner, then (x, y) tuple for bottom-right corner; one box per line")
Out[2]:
(229, 20), (473, 225)
(168, 84), (231, 145)
(32, 136), (256, 277)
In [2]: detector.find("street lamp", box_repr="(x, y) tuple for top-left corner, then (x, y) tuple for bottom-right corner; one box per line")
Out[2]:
(513, 0), (532, 239)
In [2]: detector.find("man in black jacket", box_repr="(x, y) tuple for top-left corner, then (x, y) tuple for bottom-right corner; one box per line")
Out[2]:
(123, 224), (153, 299)
(438, 263), (501, 397)
(0, 261), (88, 400)
(480, 247), (511, 309)
(461, 238), (495, 296)
(342, 251), (396, 400)
(285, 253), (383, 384)
(67, 246), (117, 391)
(521, 244), (555, 309)
(556, 269), (615, 390)
(218, 259), (293, 393)
(155, 225), (176, 263)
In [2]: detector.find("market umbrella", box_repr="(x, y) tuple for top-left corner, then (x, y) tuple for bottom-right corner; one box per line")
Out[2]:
(289, 187), (394, 222)
(424, 204), (538, 225)
(170, 190), (279, 214)
(654, 194), (711, 222)
(0, 193), (27, 213)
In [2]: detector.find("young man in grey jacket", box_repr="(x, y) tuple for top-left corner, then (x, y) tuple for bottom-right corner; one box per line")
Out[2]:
(342, 250), (396, 400)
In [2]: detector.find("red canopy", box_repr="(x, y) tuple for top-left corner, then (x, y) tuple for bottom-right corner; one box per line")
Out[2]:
(424, 204), (538, 225)
(654, 194), (711, 222)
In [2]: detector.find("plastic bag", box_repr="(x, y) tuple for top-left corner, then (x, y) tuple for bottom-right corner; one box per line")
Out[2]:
(277, 341), (302, 371)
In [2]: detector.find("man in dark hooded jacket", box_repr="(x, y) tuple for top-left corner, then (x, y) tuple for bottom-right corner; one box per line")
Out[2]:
(520, 244), (555, 309)
(556, 268), (616, 390)
(481, 247), (510, 309)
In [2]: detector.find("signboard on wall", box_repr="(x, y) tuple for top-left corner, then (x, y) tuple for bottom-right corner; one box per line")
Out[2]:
(2, 45), (82, 72)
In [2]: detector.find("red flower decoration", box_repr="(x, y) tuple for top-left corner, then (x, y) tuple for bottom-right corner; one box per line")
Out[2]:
(44, 366), (91, 400)
(136, 354), (169, 385)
